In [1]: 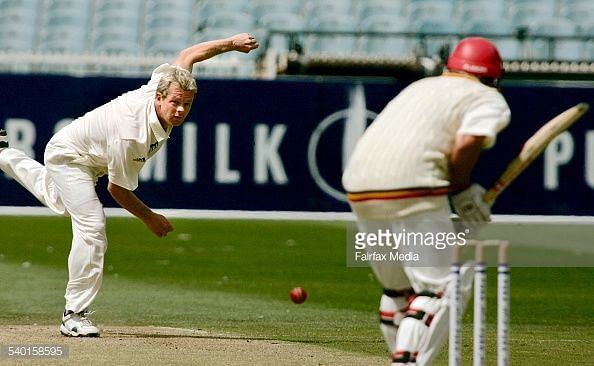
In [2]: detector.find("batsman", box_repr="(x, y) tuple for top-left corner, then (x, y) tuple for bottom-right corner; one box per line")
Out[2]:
(0, 33), (259, 337)
(342, 37), (511, 365)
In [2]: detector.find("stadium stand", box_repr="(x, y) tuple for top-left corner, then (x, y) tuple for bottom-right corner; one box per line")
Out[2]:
(528, 18), (582, 61)
(0, 0), (40, 51)
(257, 12), (305, 52)
(40, 0), (92, 53)
(305, 13), (359, 56)
(460, 20), (524, 60)
(509, 0), (557, 30)
(197, 0), (253, 33)
(359, 14), (412, 58)
(254, 0), (305, 55)
(0, 0), (591, 79)
(301, 0), (359, 55)
(412, 19), (459, 57)
(93, 0), (144, 54)
(144, 0), (196, 56)
(305, 0), (354, 16)
(407, 0), (456, 22)
(560, 0), (594, 27)
(358, 0), (408, 19)
(457, 0), (507, 23)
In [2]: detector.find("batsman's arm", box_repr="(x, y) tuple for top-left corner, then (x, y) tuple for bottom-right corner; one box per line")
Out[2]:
(449, 134), (492, 224)
(107, 182), (174, 237)
(448, 134), (487, 192)
(173, 33), (259, 72)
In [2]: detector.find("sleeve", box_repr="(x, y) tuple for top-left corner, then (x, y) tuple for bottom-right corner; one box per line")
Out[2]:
(107, 139), (144, 191)
(457, 91), (511, 149)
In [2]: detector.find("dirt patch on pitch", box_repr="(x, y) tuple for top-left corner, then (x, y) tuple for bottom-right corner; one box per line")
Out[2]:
(0, 325), (387, 365)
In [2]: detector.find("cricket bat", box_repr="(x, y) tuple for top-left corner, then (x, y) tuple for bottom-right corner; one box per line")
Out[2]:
(483, 102), (590, 206)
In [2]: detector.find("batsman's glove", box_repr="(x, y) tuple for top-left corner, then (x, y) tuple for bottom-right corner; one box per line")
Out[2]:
(450, 184), (491, 224)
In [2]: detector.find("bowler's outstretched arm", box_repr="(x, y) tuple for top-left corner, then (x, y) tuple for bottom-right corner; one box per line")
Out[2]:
(173, 33), (259, 72)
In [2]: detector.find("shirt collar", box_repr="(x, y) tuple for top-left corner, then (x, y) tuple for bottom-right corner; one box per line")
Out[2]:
(148, 99), (171, 142)
(442, 71), (480, 83)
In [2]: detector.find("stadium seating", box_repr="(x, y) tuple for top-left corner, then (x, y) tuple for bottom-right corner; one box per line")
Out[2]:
(199, 13), (255, 34)
(253, 0), (305, 53)
(305, 0), (354, 18)
(146, 3), (194, 30)
(254, 0), (303, 16)
(559, 0), (594, 29)
(509, 0), (557, 28)
(0, 0), (40, 52)
(406, 0), (458, 57)
(0, 0), (592, 77)
(144, 1), (196, 56)
(528, 18), (582, 61)
(145, 31), (192, 57)
(586, 39), (594, 60)
(198, 0), (251, 19)
(407, 0), (456, 22)
(40, 0), (92, 53)
(359, 14), (412, 58)
(357, 0), (408, 19)
(257, 13), (306, 53)
(147, 0), (195, 14)
(0, 27), (37, 52)
(581, 24), (594, 60)
(305, 13), (359, 56)
(457, 0), (507, 24)
(412, 19), (459, 57)
(460, 20), (524, 60)
(93, 0), (143, 54)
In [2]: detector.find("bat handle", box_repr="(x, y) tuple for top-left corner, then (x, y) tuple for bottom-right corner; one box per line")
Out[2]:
(484, 181), (504, 206)
(483, 190), (496, 206)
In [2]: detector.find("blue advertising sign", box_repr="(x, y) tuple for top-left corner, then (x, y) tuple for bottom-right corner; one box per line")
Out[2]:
(0, 73), (592, 215)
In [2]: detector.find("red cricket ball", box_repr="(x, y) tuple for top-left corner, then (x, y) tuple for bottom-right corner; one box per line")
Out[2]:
(290, 287), (307, 304)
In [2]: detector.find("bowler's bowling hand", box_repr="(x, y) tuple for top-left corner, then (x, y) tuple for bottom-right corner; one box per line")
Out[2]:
(231, 33), (259, 53)
(144, 212), (174, 237)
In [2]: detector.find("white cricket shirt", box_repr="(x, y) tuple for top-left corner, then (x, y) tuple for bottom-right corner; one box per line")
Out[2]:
(342, 73), (511, 193)
(48, 64), (181, 191)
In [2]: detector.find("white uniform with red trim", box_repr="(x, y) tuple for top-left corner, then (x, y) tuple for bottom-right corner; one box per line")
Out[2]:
(343, 72), (508, 194)
(0, 63), (179, 313)
(342, 73), (510, 365)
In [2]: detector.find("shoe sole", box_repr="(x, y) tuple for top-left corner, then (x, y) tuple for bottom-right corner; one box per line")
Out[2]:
(60, 324), (100, 337)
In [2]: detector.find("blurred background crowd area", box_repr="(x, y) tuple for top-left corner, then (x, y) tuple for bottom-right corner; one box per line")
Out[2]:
(0, 0), (592, 78)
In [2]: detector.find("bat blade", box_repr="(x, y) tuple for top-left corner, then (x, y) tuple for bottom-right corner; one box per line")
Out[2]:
(484, 102), (590, 205)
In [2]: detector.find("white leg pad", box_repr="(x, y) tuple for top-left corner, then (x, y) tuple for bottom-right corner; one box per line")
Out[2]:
(380, 293), (410, 353)
(392, 294), (447, 365)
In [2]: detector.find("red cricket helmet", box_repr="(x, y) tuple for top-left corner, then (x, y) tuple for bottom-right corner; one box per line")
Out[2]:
(447, 37), (504, 79)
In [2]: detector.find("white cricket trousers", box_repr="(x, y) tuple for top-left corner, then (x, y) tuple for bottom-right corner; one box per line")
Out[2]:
(0, 145), (107, 313)
(351, 198), (474, 365)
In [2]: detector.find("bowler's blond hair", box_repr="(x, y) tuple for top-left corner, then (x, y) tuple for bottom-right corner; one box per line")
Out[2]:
(157, 68), (197, 96)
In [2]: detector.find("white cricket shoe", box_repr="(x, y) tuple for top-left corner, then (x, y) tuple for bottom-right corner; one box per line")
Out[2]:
(0, 129), (8, 150)
(60, 309), (101, 337)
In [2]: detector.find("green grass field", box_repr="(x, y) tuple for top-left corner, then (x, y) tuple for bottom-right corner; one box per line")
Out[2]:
(0, 216), (593, 364)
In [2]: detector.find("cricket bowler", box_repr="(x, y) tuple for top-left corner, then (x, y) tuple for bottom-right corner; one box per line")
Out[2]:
(0, 32), (259, 337)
